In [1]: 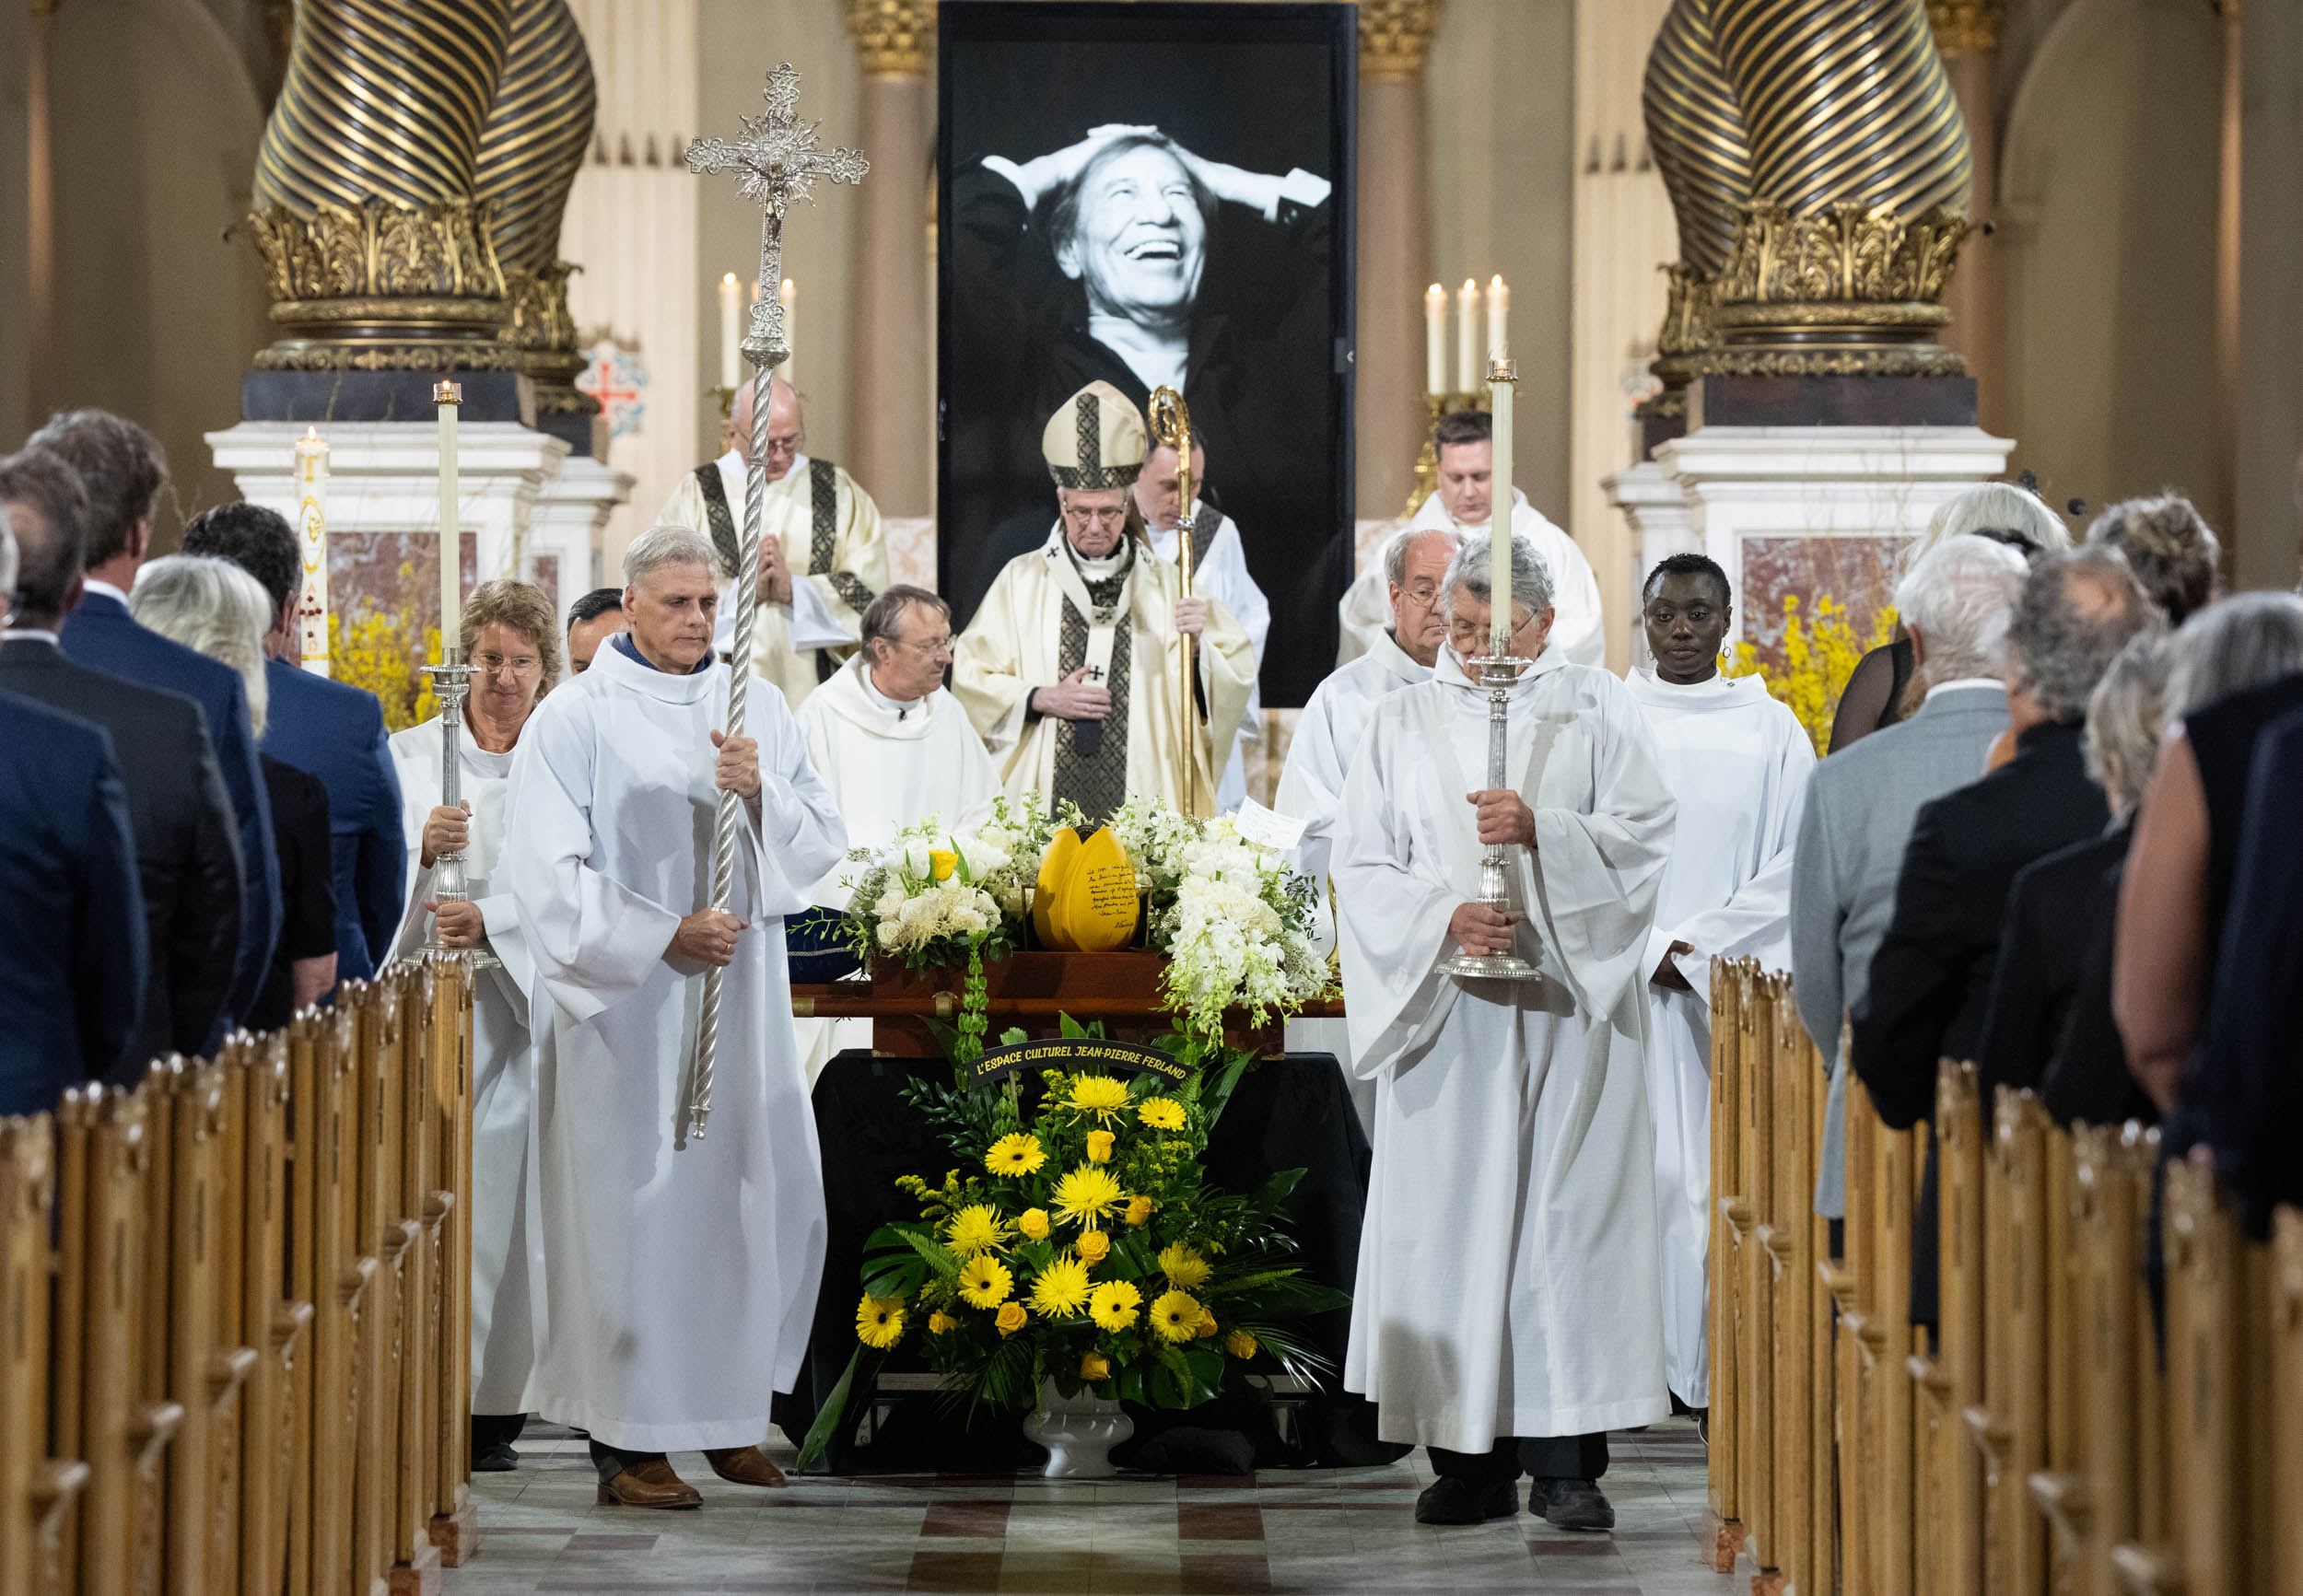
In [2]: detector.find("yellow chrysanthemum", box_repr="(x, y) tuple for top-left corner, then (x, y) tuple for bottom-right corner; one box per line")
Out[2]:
(1051, 1163), (1126, 1226)
(986, 1133), (1046, 1177)
(1123, 1195), (1156, 1228)
(928, 1311), (956, 1334)
(856, 1294), (906, 1349)
(929, 848), (958, 881)
(1158, 1241), (1212, 1290)
(1028, 1254), (1093, 1317)
(1080, 1351), (1111, 1381)
(956, 1253), (1013, 1309)
(995, 1300), (1029, 1335)
(1087, 1279), (1141, 1332)
(945, 1204), (1007, 1257)
(1085, 1129), (1116, 1164)
(1150, 1288), (1204, 1345)
(1076, 1229), (1111, 1265)
(1065, 1074), (1133, 1123)
(1224, 1328), (1259, 1360)
(1017, 1206), (1051, 1241)
(1136, 1097), (1187, 1131)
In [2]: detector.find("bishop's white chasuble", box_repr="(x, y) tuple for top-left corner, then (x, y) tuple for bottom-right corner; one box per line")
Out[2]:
(504, 640), (846, 1450)
(1334, 645), (1676, 1451)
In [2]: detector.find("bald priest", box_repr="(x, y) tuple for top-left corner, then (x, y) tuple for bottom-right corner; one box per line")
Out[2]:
(953, 381), (1256, 822)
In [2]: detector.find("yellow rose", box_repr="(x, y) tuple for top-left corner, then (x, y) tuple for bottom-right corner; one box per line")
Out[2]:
(1080, 1351), (1111, 1381)
(929, 848), (958, 881)
(1223, 1328), (1259, 1360)
(1076, 1229), (1111, 1265)
(995, 1300), (1029, 1336)
(928, 1311), (956, 1334)
(1124, 1195), (1156, 1228)
(1018, 1207), (1051, 1241)
(1086, 1129), (1116, 1164)
(1195, 1310), (1220, 1339)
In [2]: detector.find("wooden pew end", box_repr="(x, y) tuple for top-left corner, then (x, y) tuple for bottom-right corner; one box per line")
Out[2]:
(1700, 1509), (1747, 1572)
(389, 1536), (444, 1595)
(2109, 1542), (2181, 1595)
(428, 1484), (480, 1567)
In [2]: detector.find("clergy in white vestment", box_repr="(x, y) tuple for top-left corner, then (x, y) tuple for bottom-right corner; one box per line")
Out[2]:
(1623, 554), (1814, 1415)
(503, 525), (846, 1509)
(385, 578), (559, 1471)
(952, 380), (1256, 822)
(1131, 440), (1271, 810)
(790, 585), (1001, 1078)
(652, 377), (890, 710)
(1334, 531), (1675, 1531)
(1273, 524), (1456, 1128)
(1397, 408), (1605, 669)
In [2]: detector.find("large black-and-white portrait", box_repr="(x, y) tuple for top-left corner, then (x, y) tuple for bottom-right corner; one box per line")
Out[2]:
(938, 2), (1357, 707)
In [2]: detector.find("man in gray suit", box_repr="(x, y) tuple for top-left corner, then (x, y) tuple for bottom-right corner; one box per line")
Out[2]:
(1790, 533), (2029, 1218)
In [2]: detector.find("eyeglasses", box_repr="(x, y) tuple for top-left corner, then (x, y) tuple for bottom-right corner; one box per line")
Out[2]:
(896, 633), (954, 658)
(1063, 505), (1128, 528)
(762, 429), (805, 457)
(473, 650), (543, 678)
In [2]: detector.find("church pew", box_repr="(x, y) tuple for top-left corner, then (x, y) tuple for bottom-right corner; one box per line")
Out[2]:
(2272, 1209), (2303, 1596)
(353, 979), (420, 1595)
(426, 956), (479, 1565)
(2159, 1159), (2251, 1594)
(1917, 1062), (1984, 1596)
(1969, 1089), (2051, 1596)
(1862, 1087), (1920, 1596)
(298, 999), (379, 1596)
(1759, 973), (1820, 1596)
(243, 1031), (314, 1596)
(1802, 1017), (1836, 1596)
(1, 1113), (53, 1596)
(1830, 1050), (1876, 1596)
(1738, 967), (1782, 1585)
(1704, 960), (1748, 1570)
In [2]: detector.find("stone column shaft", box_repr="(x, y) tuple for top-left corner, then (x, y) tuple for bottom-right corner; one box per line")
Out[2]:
(1355, 2), (1440, 524)
(846, 1), (934, 518)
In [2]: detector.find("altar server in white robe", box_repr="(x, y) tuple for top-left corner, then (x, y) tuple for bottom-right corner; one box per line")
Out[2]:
(1335, 530), (1675, 1531)
(387, 579), (559, 1472)
(1399, 407), (1605, 669)
(504, 525), (846, 1509)
(1132, 440), (1270, 810)
(792, 585), (1000, 1077)
(653, 376), (890, 710)
(1274, 524), (1455, 1127)
(953, 380), (1256, 822)
(1623, 553), (1814, 1415)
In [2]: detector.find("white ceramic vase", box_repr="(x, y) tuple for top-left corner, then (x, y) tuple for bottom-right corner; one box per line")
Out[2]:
(1023, 1378), (1133, 1478)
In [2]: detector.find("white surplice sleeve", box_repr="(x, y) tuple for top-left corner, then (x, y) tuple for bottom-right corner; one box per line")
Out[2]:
(952, 565), (1033, 753)
(1332, 701), (1465, 1078)
(1274, 683), (1347, 888)
(1664, 706), (1815, 973)
(741, 686), (848, 920)
(505, 697), (687, 1027)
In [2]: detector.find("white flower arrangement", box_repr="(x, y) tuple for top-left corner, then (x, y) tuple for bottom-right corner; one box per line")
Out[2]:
(840, 793), (1052, 970)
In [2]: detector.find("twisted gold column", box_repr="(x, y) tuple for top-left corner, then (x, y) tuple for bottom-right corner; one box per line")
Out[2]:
(1641, 0), (1752, 427)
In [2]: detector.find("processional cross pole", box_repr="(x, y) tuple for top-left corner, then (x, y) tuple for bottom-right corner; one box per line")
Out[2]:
(677, 64), (868, 1148)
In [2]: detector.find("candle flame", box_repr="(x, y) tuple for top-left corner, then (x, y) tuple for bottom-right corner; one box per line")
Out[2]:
(1461, 278), (1477, 294)
(303, 425), (319, 441)
(1491, 274), (1505, 291)
(722, 272), (737, 286)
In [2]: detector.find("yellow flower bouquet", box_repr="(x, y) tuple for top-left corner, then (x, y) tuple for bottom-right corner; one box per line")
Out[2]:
(794, 1018), (1347, 1471)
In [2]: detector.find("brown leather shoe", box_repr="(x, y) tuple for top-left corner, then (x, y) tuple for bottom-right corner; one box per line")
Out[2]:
(703, 1445), (788, 1487)
(595, 1460), (702, 1509)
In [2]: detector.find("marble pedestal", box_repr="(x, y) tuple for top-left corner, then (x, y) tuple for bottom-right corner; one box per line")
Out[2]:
(1602, 460), (1698, 672)
(531, 454), (635, 623)
(1609, 425), (2014, 672)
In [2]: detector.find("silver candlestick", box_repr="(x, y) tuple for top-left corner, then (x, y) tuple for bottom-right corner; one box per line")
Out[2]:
(1440, 653), (1540, 982)
(421, 664), (499, 970)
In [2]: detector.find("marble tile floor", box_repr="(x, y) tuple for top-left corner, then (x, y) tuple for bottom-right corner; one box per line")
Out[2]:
(444, 1419), (1736, 1595)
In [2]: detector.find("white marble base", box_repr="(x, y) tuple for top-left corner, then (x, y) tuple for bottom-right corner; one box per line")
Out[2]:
(531, 453), (635, 622)
(1601, 460), (1696, 671)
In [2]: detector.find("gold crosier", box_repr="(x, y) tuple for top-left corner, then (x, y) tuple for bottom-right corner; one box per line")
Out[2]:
(1147, 387), (1203, 819)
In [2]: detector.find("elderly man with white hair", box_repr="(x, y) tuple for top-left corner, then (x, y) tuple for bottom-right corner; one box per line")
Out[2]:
(1334, 531), (1676, 1532)
(503, 523), (846, 1509)
(1790, 533), (2028, 1223)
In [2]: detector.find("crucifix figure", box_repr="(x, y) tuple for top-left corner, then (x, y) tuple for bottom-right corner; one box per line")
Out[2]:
(678, 64), (868, 1147)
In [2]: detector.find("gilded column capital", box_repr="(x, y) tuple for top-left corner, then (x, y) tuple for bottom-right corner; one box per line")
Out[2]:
(1925, 0), (2005, 57)
(1360, 0), (1441, 83)
(847, 0), (936, 77)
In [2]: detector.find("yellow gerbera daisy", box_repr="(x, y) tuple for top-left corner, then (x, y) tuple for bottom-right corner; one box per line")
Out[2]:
(1223, 1328), (1259, 1360)
(1136, 1097), (1187, 1131)
(956, 1253), (1013, 1309)
(1051, 1163), (1126, 1226)
(1085, 1129), (1116, 1164)
(856, 1293), (907, 1349)
(995, 1300), (1029, 1335)
(1017, 1206), (1051, 1241)
(1150, 1288), (1204, 1344)
(1087, 1279), (1142, 1332)
(1076, 1229), (1111, 1265)
(1027, 1254), (1093, 1317)
(928, 1311), (956, 1334)
(1064, 1073), (1133, 1123)
(945, 1204), (1007, 1257)
(1080, 1351), (1111, 1381)
(1158, 1241), (1212, 1290)
(986, 1133), (1046, 1177)
(1123, 1194), (1156, 1227)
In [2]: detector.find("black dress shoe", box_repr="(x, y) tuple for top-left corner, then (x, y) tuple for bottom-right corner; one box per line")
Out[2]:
(1414, 1475), (1520, 1525)
(472, 1441), (519, 1473)
(1529, 1476), (1615, 1531)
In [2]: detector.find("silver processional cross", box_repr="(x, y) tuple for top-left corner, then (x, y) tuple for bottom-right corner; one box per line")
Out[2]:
(677, 64), (867, 1148)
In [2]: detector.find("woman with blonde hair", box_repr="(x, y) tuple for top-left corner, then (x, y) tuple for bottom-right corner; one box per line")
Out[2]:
(386, 577), (560, 1472)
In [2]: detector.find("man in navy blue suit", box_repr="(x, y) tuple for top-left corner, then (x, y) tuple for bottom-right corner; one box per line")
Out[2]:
(34, 410), (279, 1025)
(0, 524), (147, 1110)
(183, 503), (406, 984)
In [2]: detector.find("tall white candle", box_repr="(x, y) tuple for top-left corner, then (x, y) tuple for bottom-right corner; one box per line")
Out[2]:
(779, 276), (798, 388)
(1455, 278), (1479, 395)
(435, 380), (462, 664)
(719, 273), (741, 390)
(1488, 360), (1514, 656)
(1487, 274), (1511, 361)
(1424, 284), (1447, 394)
(294, 426), (331, 676)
